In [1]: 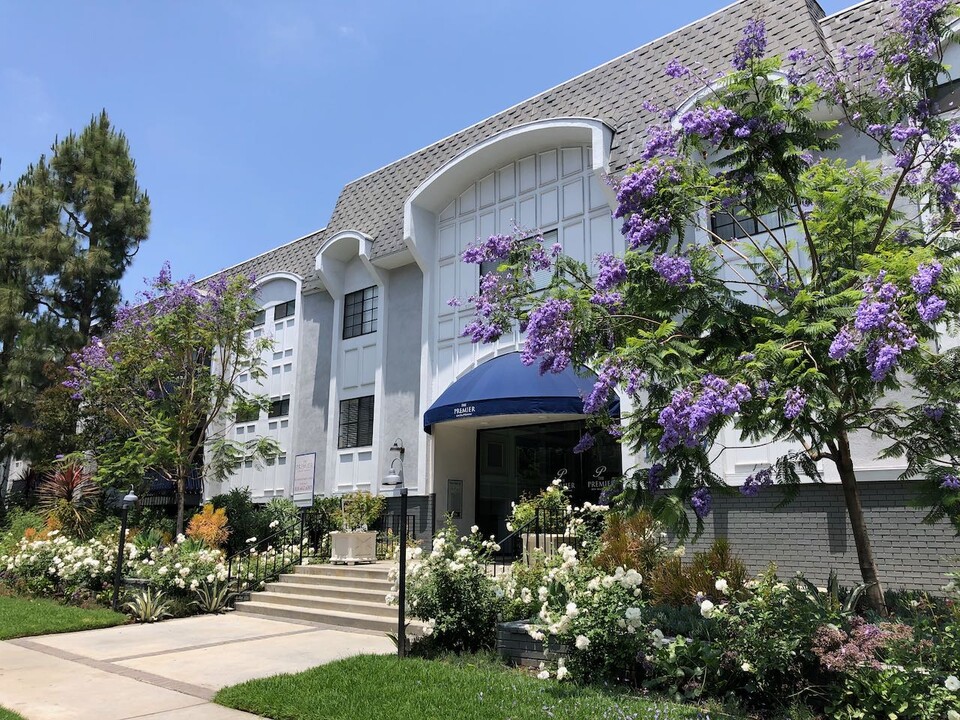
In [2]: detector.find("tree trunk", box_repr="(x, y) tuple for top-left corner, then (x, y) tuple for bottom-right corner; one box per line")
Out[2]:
(176, 471), (186, 536)
(835, 430), (887, 614)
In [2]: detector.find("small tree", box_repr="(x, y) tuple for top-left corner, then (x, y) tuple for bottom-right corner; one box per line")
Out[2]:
(458, 2), (960, 612)
(66, 265), (278, 533)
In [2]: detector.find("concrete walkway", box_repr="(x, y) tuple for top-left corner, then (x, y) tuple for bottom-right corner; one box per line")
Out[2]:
(0, 613), (395, 720)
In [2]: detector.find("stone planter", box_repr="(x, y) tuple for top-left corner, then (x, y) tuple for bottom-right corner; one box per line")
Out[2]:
(329, 531), (377, 564)
(497, 620), (567, 667)
(521, 532), (567, 562)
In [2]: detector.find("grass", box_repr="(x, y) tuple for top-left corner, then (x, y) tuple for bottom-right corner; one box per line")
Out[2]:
(0, 708), (25, 720)
(0, 594), (127, 640)
(215, 654), (737, 720)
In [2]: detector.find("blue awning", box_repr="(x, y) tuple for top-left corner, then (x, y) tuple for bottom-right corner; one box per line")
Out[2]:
(423, 352), (619, 433)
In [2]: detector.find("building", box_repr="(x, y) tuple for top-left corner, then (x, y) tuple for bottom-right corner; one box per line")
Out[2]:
(201, 0), (960, 591)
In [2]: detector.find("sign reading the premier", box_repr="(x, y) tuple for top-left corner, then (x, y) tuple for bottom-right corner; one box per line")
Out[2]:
(293, 453), (316, 496)
(453, 403), (476, 418)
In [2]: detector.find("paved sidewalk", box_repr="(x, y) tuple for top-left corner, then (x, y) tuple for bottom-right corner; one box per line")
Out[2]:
(0, 613), (394, 720)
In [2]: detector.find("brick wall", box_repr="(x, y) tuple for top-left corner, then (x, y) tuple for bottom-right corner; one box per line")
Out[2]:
(681, 480), (959, 593)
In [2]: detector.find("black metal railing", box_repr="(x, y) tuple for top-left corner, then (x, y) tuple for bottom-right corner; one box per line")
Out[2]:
(486, 506), (579, 577)
(375, 513), (416, 560)
(225, 510), (331, 603)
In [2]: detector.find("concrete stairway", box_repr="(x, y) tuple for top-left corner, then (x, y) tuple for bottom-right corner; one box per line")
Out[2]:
(235, 562), (413, 635)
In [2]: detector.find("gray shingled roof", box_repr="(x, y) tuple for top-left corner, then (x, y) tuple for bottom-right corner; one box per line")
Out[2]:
(222, 0), (887, 283)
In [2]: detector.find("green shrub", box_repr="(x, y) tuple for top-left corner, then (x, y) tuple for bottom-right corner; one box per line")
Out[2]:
(393, 521), (502, 653)
(339, 491), (385, 532)
(210, 488), (269, 555)
(507, 479), (569, 532)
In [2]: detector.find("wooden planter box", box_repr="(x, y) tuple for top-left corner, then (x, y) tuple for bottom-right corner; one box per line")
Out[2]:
(329, 531), (377, 564)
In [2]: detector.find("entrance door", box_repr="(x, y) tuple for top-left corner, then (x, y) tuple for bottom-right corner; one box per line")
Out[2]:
(475, 419), (621, 540)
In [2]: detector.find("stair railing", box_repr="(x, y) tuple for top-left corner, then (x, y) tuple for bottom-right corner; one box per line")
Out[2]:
(225, 509), (331, 604)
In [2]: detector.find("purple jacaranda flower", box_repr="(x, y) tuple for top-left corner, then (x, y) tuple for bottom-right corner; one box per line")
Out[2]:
(691, 488), (713, 519)
(583, 360), (622, 415)
(520, 298), (574, 374)
(733, 19), (766, 70)
(784, 387), (807, 420)
(678, 106), (741, 144)
(595, 253), (627, 291)
(740, 467), (773, 497)
(917, 295), (947, 322)
(658, 375), (752, 451)
(940, 474), (960, 490)
(573, 433), (595, 454)
(911, 261), (943, 296)
(646, 464), (666, 493)
(829, 326), (858, 360)
(664, 59), (690, 78)
(923, 405), (945, 421)
(652, 254), (694, 286)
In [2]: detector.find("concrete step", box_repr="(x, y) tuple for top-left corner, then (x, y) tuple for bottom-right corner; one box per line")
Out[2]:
(235, 600), (418, 635)
(251, 591), (397, 618)
(295, 563), (394, 579)
(264, 581), (390, 604)
(280, 572), (394, 593)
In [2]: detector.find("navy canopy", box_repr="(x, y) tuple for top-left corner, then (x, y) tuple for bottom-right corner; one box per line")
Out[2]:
(423, 352), (620, 433)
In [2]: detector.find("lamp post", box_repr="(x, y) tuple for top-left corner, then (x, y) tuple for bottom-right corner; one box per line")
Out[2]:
(111, 488), (138, 612)
(383, 438), (407, 658)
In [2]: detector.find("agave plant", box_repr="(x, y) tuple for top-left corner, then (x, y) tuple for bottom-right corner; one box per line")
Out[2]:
(793, 570), (874, 616)
(36, 464), (100, 538)
(125, 588), (172, 623)
(192, 580), (235, 614)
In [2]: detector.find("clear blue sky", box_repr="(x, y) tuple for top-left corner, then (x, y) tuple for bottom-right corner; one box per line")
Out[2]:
(0, 0), (851, 298)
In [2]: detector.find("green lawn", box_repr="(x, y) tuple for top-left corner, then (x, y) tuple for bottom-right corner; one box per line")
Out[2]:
(0, 594), (127, 640)
(0, 707), (26, 720)
(215, 654), (733, 720)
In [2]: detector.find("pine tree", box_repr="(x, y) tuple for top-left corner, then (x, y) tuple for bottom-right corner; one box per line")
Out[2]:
(13, 110), (151, 347)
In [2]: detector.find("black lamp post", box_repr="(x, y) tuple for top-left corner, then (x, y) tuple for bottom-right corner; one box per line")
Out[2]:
(111, 488), (138, 612)
(384, 438), (407, 658)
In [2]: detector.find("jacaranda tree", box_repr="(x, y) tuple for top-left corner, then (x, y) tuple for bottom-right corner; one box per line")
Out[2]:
(66, 264), (278, 533)
(458, 0), (960, 612)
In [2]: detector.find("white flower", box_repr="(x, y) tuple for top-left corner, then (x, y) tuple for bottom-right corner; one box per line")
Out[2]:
(470, 525), (479, 534)
(650, 628), (669, 648)
(575, 635), (590, 650)
(246, 537), (257, 544)
(715, 578), (729, 594)
(700, 599), (716, 618)
(520, 588), (533, 604)
(946, 675), (960, 692)
(269, 520), (279, 529)
(537, 662), (550, 680)
(528, 629), (545, 641)
(555, 659), (569, 681)
(741, 661), (752, 672)
(538, 586), (548, 602)
(565, 602), (579, 618)
(948, 710), (960, 720)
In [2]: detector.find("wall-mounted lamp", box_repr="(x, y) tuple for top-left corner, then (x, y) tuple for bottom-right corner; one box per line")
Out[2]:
(389, 437), (405, 457)
(383, 457), (404, 486)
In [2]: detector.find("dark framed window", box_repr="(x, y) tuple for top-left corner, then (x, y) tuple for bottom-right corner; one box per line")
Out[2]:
(480, 229), (557, 291)
(930, 77), (960, 114)
(235, 405), (259, 423)
(343, 286), (378, 339)
(249, 309), (265, 328)
(268, 396), (290, 418)
(338, 395), (374, 448)
(273, 299), (296, 321)
(710, 206), (792, 242)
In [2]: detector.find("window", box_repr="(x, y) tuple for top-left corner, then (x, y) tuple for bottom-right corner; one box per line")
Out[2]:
(274, 299), (296, 320)
(338, 395), (374, 448)
(249, 309), (265, 328)
(268, 396), (290, 418)
(343, 286), (378, 339)
(710, 206), (792, 242)
(930, 78), (960, 114)
(480, 229), (557, 291)
(235, 405), (259, 423)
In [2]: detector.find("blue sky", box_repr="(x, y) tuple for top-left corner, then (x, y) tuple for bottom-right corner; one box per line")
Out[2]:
(1, 0), (851, 298)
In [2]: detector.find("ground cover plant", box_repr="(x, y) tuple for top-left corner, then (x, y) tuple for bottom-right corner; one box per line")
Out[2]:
(0, 593), (126, 640)
(454, 0), (960, 616)
(0, 707), (25, 720)
(214, 653), (730, 720)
